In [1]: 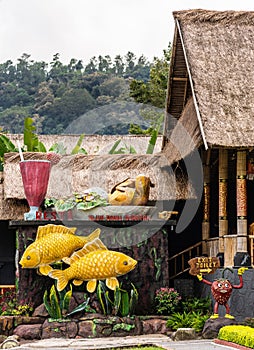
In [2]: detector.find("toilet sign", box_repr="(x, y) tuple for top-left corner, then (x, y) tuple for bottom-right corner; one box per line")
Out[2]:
(188, 256), (220, 276)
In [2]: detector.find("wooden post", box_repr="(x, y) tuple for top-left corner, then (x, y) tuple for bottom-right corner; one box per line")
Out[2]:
(236, 150), (247, 252)
(218, 149), (228, 257)
(202, 164), (210, 255)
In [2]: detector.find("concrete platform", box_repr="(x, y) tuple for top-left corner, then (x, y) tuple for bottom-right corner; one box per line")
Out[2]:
(8, 335), (235, 350)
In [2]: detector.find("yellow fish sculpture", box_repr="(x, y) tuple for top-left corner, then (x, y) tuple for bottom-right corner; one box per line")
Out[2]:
(19, 224), (97, 276)
(49, 231), (137, 292)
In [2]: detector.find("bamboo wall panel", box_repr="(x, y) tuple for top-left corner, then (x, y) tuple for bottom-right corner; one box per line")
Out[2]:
(224, 235), (237, 267)
(219, 149), (228, 251)
(202, 164), (210, 255)
(236, 151), (247, 252)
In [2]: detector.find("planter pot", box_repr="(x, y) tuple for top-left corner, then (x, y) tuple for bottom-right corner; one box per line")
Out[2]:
(20, 160), (51, 220)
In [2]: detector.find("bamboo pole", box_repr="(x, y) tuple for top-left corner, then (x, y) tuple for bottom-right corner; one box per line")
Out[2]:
(219, 149), (228, 253)
(236, 150), (247, 252)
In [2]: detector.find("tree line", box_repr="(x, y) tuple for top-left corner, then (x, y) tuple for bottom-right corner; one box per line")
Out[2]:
(0, 46), (171, 135)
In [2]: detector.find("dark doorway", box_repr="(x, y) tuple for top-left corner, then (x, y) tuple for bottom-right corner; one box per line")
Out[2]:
(0, 221), (16, 286)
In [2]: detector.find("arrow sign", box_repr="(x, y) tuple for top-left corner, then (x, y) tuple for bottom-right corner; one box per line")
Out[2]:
(200, 268), (212, 274)
(188, 256), (220, 276)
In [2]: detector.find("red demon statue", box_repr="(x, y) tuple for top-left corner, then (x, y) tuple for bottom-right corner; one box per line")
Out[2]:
(197, 267), (247, 319)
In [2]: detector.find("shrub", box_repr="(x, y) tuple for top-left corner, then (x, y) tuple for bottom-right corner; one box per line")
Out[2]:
(166, 311), (210, 332)
(166, 311), (192, 330)
(180, 296), (212, 314)
(218, 325), (254, 349)
(0, 289), (33, 316)
(190, 312), (210, 332)
(154, 287), (181, 315)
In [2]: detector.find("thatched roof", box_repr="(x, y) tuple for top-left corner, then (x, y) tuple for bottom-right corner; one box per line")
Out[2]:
(165, 9), (254, 149)
(3, 152), (196, 205)
(163, 97), (202, 162)
(0, 132), (198, 220)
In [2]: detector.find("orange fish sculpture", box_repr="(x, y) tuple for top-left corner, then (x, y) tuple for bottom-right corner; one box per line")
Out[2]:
(49, 230), (137, 292)
(19, 224), (96, 276)
(108, 174), (154, 206)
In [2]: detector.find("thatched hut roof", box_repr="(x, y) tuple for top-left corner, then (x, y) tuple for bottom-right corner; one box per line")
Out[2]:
(165, 9), (254, 149)
(3, 152), (196, 204)
(0, 133), (197, 220)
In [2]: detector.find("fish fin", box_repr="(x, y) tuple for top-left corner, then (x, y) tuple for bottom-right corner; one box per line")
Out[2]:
(73, 279), (83, 286)
(36, 224), (77, 240)
(87, 279), (97, 293)
(83, 230), (107, 253)
(106, 277), (119, 290)
(48, 270), (68, 292)
(62, 257), (71, 265)
(85, 228), (101, 243)
(39, 265), (53, 276)
(67, 230), (107, 264)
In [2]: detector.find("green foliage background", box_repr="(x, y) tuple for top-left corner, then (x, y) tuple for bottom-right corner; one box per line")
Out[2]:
(0, 46), (171, 135)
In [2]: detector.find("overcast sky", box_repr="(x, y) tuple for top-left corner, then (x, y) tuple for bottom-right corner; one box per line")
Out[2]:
(0, 0), (253, 65)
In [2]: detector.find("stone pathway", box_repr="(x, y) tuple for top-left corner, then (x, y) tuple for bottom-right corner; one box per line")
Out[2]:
(7, 335), (235, 350)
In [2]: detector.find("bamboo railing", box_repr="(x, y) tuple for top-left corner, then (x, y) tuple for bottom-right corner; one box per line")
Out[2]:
(168, 241), (202, 279)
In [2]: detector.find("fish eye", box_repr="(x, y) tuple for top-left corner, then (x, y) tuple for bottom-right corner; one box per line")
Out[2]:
(123, 261), (128, 265)
(27, 256), (31, 260)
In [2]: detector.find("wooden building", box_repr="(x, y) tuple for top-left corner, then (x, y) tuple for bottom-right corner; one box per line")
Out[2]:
(163, 9), (254, 268)
(2, 10), (254, 317)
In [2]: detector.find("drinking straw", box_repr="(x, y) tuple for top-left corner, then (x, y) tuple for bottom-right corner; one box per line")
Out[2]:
(17, 140), (24, 161)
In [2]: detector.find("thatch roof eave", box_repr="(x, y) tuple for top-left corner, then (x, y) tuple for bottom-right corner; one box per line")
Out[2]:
(168, 9), (254, 148)
(175, 18), (207, 150)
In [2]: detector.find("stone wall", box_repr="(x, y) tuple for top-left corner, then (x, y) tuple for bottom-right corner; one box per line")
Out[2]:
(0, 315), (168, 342)
(199, 268), (254, 322)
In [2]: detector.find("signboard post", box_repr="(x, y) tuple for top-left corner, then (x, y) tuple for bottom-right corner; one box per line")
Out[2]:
(188, 256), (220, 276)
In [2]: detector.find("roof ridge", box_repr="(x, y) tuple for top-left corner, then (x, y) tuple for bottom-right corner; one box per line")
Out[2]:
(173, 9), (254, 25)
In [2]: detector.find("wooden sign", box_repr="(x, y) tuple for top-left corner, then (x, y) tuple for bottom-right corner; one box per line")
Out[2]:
(188, 256), (220, 276)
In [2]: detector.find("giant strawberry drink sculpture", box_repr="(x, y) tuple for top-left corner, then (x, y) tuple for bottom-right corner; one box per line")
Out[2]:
(197, 267), (248, 319)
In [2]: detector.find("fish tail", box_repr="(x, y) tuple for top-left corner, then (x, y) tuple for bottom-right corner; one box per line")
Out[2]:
(48, 269), (68, 292)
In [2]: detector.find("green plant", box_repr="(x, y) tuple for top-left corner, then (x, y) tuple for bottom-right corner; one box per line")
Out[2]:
(218, 325), (254, 349)
(0, 133), (17, 170)
(189, 311), (210, 332)
(154, 287), (181, 315)
(166, 311), (209, 332)
(0, 117), (47, 170)
(43, 284), (72, 320)
(44, 191), (108, 212)
(43, 284), (93, 320)
(146, 114), (164, 154)
(70, 134), (88, 154)
(23, 117), (46, 152)
(97, 281), (138, 317)
(49, 134), (88, 155)
(108, 139), (136, 154)
(180, 296), (212, 314)
(166, 311), (192, 330)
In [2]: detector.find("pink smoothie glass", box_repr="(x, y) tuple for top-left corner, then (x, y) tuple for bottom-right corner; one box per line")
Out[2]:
(20, 160), (51, 220)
